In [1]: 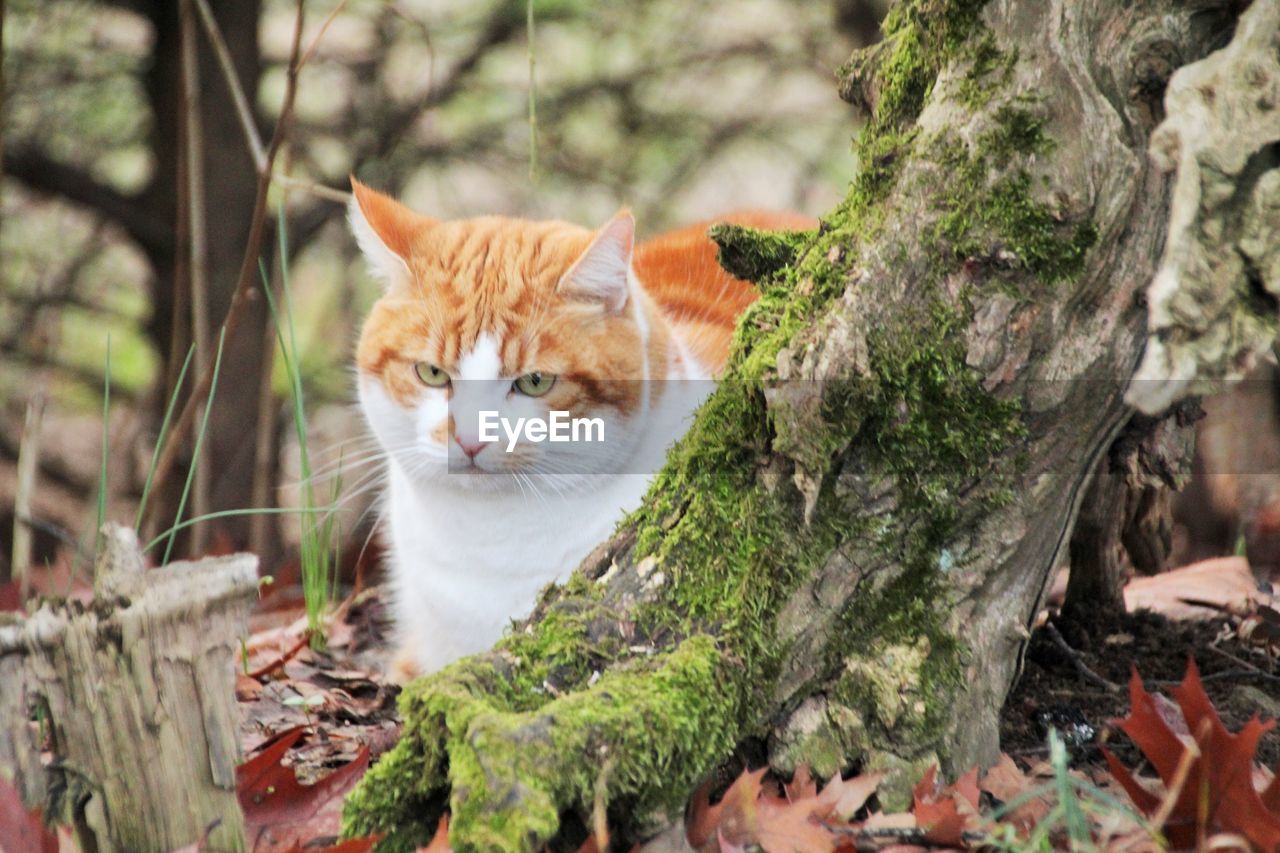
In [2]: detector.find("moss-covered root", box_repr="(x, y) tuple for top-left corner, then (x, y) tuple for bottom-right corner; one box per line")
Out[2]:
(342, 636), (740, 851)
(709, 222), (811, 282)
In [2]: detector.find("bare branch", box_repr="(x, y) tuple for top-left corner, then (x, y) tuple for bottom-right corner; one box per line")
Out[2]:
(190, 0), (267, 172)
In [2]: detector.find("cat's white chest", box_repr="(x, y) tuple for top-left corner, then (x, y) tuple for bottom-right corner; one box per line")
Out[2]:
(384, 465), (650, 672)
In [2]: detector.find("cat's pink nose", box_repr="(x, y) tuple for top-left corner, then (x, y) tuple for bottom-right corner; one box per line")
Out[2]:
(455, 436), (488, 459)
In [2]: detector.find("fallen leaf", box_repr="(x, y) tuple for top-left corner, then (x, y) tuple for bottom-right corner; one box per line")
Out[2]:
(1105, 659), (1280, 850)
(817, 771), (883, 821)
(687, 767), (835, 852)
(0, 775), (57, 853)
(1124, 557), (1264, 620)
(237, 726), (370, 851)
(421, 815), (451, 852)
(786, 766), (818, 802)
(237, 673), (265, 701)
(980, 754), (1051, 832)
(0, 581), (24, 614)
(911, 765), (979, 846)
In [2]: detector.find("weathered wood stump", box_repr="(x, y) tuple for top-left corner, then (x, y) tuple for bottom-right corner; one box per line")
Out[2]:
(0, 524), (257, 851)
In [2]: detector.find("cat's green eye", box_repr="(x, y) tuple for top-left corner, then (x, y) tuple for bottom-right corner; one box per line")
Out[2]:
(514, 372), (556, 397)
(414, 362), (450, 387)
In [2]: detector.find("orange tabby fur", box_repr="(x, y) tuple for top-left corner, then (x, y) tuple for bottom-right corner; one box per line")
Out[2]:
(635, 210), (818, 369)
(356, 178), (816, 399)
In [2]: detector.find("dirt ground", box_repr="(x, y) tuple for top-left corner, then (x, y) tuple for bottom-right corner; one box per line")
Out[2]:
(1001, 607), (1280, 772)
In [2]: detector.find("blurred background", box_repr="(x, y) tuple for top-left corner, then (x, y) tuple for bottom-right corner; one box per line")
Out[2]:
(1, 0), (1274, 604)
(0, 0), (880, 592)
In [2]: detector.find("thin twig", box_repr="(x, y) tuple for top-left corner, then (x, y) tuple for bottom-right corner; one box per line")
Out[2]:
(274, 172), (349, 203)
(143, 1), (308, 532)
(190, 0), (267, 172)
(526, 0), (537, 181)
(1205, 642), (1280, 684)
(192, 0), (346, 205)
(247, 631), (312, 680)
(296, 0), (350, 71)
(249, 141), (294, 561)
(1044, 621), (1122, 693)
(181, 0), (213, 556)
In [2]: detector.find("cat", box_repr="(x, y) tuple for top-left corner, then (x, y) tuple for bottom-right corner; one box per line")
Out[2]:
(348, 178), (814, 678)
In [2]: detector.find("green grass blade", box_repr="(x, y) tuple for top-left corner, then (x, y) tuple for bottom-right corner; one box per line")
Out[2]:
(1049, 729), (1092, 848)
(143, 505), (328, 555)
(135, 344), (196, 530)
(263, 216), (335, 644)
(161, 327), (226, 566)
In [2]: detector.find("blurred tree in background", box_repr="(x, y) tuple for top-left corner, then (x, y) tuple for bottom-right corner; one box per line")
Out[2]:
(0, 0), (880, 578)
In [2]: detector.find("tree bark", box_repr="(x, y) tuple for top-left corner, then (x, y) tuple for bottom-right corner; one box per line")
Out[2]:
(340, 0), (1262, 849)
(1063, 402), (1199, 624)
(143, 0), (274, 554)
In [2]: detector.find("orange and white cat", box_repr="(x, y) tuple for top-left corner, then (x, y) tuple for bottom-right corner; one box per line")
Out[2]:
(349, 179), (813, 677)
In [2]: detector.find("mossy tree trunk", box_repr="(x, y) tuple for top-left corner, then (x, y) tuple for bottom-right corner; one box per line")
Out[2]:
(343, 0), (1268, 849)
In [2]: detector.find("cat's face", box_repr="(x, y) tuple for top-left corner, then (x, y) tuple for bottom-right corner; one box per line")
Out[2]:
(350, 181), (650, 489)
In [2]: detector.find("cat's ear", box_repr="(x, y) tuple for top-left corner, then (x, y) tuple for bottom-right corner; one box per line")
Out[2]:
(348, 178), (427, 288)
(559, 209), (634, 313)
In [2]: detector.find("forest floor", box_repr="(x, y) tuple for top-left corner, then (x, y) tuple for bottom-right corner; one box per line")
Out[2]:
(5, 547), (1276, 850)
(217, 553), (1279, 849)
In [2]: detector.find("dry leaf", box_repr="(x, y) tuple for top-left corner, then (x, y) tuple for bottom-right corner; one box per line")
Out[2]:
(237, 726), (370, 851)
(981, 753), (1051, 831)
(419, 815), (451, 852)
(0, 775), (58, 853)
(817, 771), (883, 821)
(1104, 659), (1280, 850)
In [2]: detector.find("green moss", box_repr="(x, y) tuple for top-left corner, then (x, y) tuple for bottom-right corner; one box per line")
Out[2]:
(931, 102), (1097, 287)
(955, 32), (1017, 110)
(872, 0), (990, 127)
(496, 578), (626, 708)
(343, 637), (736, 851)
(343, 659), (517, 849)
(709, 223), (812, 283)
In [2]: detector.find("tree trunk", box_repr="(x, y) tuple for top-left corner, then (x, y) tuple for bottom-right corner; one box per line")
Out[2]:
(143, 0), (275, 555)
(340, 0), (1267, 849)
(1063, 403), (1199, 624)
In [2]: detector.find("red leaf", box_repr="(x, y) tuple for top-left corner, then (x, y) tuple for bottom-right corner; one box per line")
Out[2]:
(421, 815), (451, 852)
(786, 766), (818, 802)
(687, 776), (726, 848)
(0, 776), (57, 853)
(0, 581), (23, 614)
(911, 765), (979, 847)
(1107, 659), (1280, 851)
(283, 836), (380, 853)
(1113, 666), (1190, 785)
(236, 726), (371, 851)
(1100, 747), (1162, 814)
(687, 767), (835, 853)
